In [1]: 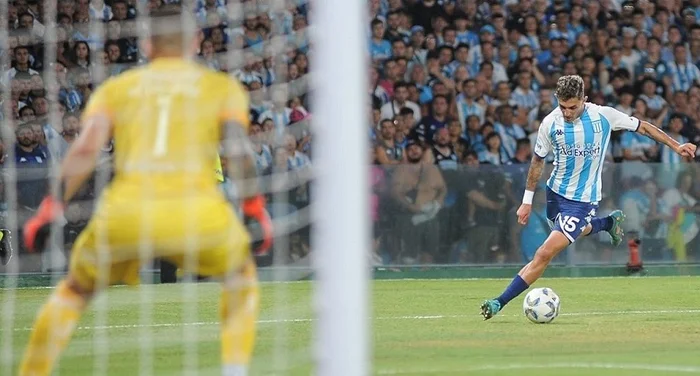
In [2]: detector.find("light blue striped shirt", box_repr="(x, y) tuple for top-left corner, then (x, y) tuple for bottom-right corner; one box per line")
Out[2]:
(494, 122), (527, 160)
(456, 95), (485, 129)
(667, 62), (700, 92)
(639, 94), (666, 111)
(511, 87), (539, 111)
(535, 104), (640, 203)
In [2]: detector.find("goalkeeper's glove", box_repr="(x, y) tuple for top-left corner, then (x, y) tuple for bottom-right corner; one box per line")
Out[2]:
(242, 195), (273, 256)
(23, 196), (64, 253)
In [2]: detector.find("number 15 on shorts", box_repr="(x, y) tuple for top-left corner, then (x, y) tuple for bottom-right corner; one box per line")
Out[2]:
(557, 214), (584, 242)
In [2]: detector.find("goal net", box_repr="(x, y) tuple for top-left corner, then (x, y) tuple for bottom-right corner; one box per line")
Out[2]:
(0, 0), (368, 374)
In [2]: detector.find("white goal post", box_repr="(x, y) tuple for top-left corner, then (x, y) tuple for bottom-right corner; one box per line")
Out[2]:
(311, 0), (371, 375)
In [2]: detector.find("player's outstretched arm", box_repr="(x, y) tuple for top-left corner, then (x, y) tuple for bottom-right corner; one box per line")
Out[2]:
(637, 120), (697, 159)
(517, 154), (545, 225)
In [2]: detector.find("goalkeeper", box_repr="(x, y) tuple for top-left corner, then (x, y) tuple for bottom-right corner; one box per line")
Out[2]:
(19, 7), (272, 376)
(160, 154), (237, 283)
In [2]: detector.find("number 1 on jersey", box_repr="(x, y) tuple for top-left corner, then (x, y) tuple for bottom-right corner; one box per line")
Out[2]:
(153, 95), (171, 156)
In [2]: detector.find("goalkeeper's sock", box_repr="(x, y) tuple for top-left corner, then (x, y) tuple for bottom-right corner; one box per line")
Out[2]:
(19, 280), (87, 376)
(221, 259), (259, 369)
(589, 216), (614, 235)
(496, 275), (529, 308)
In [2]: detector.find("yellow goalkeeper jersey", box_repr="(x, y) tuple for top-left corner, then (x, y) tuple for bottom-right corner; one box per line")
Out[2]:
(82, 57), (248, 196)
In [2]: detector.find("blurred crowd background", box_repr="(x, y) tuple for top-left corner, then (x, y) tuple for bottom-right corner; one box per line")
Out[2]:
(2, 0), (700, 272)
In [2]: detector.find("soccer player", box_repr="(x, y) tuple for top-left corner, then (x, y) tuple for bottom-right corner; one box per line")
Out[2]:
(18, 8), (272, 376)
(480, 75), (696, 320)
(160, 155), (226, 284)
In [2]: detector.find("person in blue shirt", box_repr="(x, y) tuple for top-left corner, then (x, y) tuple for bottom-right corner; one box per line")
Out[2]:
(15, 123), (50, 210)
(369, 18), (392, 63)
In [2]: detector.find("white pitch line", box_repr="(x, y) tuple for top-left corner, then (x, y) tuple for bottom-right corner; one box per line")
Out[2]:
(8, 309), (700, 332)
(377, 362), (700, 374)
(6, 274), (700, 290)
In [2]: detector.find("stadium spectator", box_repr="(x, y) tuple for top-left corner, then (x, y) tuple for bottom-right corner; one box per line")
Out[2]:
(380, 81), (421, 122)
(6, 0), (700, 268)
(390, 138), (445, 263)
(15, 123), (49, 210)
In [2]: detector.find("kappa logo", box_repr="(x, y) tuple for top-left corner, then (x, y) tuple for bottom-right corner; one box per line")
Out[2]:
(555, 129), (564, 136)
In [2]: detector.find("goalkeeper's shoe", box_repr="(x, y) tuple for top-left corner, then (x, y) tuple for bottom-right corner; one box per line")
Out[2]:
(608, 210), (626, 247)
(0, 229), (12, 266)
(480, 299), (502, 321)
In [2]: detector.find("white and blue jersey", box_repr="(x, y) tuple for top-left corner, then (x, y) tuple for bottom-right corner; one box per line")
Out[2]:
(535, 103), (640, 204)
(494, 122), (527, 159)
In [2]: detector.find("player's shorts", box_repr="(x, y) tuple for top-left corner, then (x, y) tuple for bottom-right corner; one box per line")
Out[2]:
(545, 187), (598, 244)
(68, 188), (251, 290)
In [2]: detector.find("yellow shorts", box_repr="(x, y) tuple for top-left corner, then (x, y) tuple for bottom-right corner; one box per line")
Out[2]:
(69, 192), (251, 290)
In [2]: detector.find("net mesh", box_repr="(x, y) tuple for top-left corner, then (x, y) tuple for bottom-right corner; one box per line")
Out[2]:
(0, 0), (316, 374)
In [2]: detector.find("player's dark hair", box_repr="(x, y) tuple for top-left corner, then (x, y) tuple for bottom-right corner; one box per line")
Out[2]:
(555, 75), (585, 101)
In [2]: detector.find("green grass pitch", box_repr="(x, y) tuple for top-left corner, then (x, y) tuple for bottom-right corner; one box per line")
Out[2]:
(3, 277), (700, 375)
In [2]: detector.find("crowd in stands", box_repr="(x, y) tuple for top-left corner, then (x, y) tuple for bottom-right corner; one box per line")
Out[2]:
(1, 0), (314, 269)
(3, 0), (700, 269)
(368, 0), (700, 265)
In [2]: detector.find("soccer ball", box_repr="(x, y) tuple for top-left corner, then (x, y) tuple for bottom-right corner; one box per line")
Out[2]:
(522, 287), (561, 324)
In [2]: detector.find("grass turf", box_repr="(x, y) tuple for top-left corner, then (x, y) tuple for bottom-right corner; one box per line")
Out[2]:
(3, 277), (700, 375)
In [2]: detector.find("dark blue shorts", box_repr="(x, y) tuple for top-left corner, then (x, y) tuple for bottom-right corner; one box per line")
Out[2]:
(546, 187), (598, 243)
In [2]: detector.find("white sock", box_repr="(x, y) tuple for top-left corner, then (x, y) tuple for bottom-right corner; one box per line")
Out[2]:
(223, 364), (248, 376)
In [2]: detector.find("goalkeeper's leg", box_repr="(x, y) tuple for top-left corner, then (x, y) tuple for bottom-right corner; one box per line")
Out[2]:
(220, 257), (259, 376)
(19, 276), (94, 376)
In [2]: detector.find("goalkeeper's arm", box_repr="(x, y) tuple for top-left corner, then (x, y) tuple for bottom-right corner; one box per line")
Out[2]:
(220, 121), (260, 199)
(221, 121), (272, 255)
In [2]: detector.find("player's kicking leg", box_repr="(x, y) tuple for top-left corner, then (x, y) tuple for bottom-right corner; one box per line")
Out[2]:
(480, 207), (625, 320)
(220, 257), (260, 376)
